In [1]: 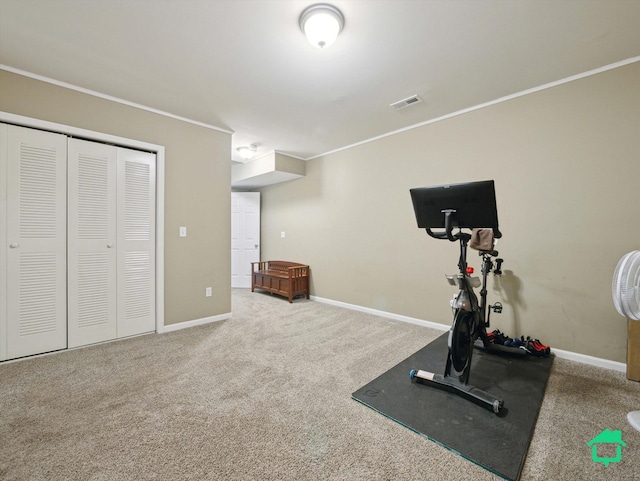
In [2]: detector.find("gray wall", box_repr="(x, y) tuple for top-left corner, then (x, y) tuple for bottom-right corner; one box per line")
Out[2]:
(259, 62), (640, 363)
(0, 70), (231, 326)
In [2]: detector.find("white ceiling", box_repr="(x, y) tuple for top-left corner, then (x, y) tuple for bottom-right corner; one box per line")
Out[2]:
(1, 0), (639, 163)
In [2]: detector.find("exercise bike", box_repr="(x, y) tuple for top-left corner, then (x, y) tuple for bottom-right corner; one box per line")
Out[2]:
(408, 181), (525, 414)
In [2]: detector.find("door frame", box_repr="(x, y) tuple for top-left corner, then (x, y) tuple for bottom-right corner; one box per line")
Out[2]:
(1, 111), (165, 334)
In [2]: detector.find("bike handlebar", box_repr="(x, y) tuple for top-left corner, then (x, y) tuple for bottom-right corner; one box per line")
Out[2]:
(425, 209), (461, 241)
(426, 227), (452, 240)
(425, 209), (502, 243)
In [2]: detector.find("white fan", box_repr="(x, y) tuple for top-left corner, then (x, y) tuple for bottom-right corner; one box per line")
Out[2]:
(612, 250), (640, 431)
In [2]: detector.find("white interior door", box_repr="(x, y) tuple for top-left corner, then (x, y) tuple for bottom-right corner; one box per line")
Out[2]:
(116, 147), (156, 338)
(67, 139), (117, 348)
(231, 192), (260, 288)
(2, 124), (67, 359)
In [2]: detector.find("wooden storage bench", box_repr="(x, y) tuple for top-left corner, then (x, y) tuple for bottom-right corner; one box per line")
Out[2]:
(251, 261), (310, 303)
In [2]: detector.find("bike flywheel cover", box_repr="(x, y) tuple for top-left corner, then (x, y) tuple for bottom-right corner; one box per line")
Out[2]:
(449, 311), (473, 373)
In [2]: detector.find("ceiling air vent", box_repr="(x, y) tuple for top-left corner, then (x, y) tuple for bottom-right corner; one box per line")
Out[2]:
(390, 95), (423, 110)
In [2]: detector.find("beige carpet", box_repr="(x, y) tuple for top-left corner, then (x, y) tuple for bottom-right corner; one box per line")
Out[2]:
(1, 289), (639, 480)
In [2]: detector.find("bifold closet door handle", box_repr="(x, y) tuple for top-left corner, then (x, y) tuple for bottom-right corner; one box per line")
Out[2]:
(107, 244), (113, 248)
(9, 243), (19, 248)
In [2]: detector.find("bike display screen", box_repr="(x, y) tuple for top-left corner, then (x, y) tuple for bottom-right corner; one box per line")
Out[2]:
(410, 180), (500, 236)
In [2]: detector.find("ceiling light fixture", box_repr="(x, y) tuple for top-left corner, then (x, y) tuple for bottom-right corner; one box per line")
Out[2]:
(299, 3), (345, 49)
(236, 145), (257, 160)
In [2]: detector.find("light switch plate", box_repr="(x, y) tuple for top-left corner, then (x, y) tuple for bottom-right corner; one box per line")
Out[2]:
(180, 226), (187, 237)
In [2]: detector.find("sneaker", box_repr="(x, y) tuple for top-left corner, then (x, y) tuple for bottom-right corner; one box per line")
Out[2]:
(511, 336), (524, 347)
(533, 339), (550, 355)
(488, 329), (507, 344)
(525, 337), (550, 357)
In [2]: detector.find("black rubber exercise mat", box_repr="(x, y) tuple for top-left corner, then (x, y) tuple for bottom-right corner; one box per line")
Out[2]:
(352, 333), (554, 481)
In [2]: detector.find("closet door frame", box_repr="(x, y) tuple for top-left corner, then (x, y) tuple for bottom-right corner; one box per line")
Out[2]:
(1, 111), (165, 335)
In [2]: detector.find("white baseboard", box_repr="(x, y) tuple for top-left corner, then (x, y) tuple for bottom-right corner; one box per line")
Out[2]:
(551, 348), (626, 373)
(311, 296), (627, 374)
(311, 295), (449, 332)
(159, 312), (231, 333)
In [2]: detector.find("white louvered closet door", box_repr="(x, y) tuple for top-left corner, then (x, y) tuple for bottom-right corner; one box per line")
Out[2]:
(68, 141), (155, 346)
(67, 139), (117, 348)
(2, 124), (68, 360)
(116, 147), (155, 338)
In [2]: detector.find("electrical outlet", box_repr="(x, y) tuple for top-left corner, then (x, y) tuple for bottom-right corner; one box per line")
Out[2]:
(205, 287), (212, 297)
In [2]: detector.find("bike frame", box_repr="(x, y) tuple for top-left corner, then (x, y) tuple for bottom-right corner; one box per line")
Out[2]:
(409, 211), (513, 414)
